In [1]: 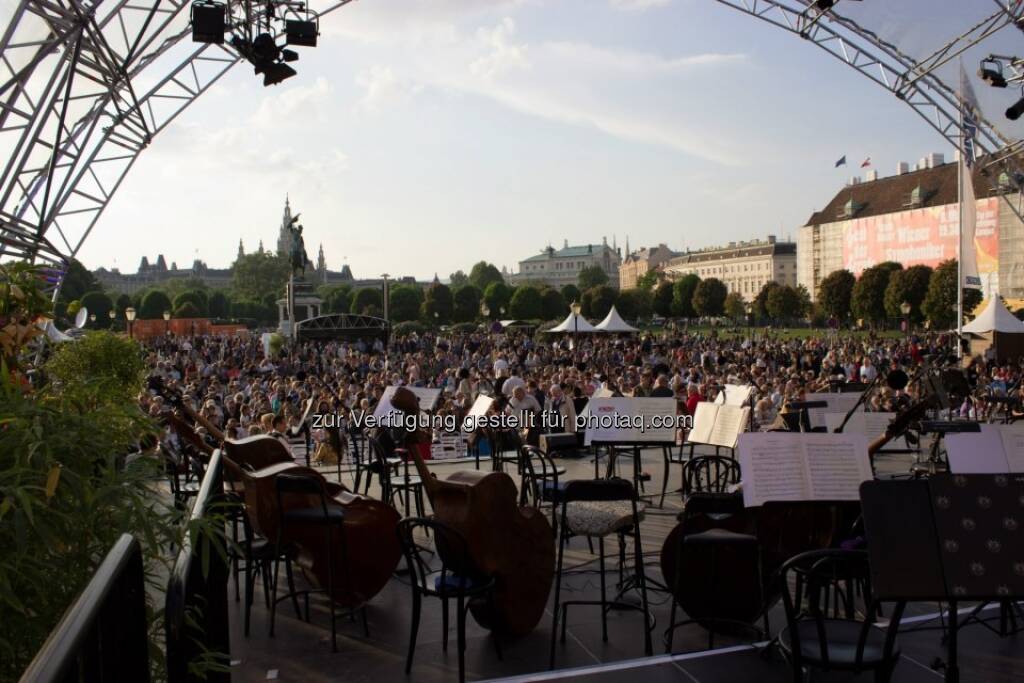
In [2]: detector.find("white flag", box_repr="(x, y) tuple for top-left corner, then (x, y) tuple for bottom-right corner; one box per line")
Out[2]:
(960, 154), (981, 290)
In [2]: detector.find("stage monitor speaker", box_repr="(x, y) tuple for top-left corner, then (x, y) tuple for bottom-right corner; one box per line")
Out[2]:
(191, 1), (225, 44)
(286, 20), (318, 47)
(540, 432), (577, 455)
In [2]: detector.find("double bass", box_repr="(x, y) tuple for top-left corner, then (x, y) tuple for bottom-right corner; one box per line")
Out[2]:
(148, 376), (400, 608)
(391, 387), (554, 636)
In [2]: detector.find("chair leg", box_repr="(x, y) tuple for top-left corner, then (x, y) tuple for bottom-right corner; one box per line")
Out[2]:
(326, 527), (337, 653)
(261, 560), (272, 609)
(550, 524), (566, 669)
(457, 593), (467, 683)
(269, 552), (281, 637)
(284, 557), (303, 620)
(659, 448), (670, 508)
(666, 597), (677, 653)
(244, 556), (255, 637)
(442, 596), (450, 652)
(405, 591), (421, 674)
(635, 527), (652, 656)
(599, 536), (608, 641)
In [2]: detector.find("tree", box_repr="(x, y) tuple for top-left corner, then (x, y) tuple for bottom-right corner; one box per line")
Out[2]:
(692, 278), (727, 317)
(174, 301), (201, 318)
(173, 290), (207, 317)
(653, 281), (674, 318)
(922, 259), (982, 328)
(469, 261), (504, 291)
(578, 265), (609, 291)
(509, 285), (544, 319)
(453, 285), (482, 323)
(884, 264), (932, 322)
(79, 291), (113, 329)
(163, 277), (208, 301)
(422, 283), (454, 323)
(581, 285), (617, 319)
(851, 262), (902, 325)
(60, 259), (102, 304)
(449, 270), (469, 288)
(635, 269), (661, 291)
(208, 290), (230, 318)
(139, 290), (172, 319)
(351, 287), (383, 316)
(322, 284), (353, 314)
(724, 292), (746, 322)
(231, 252), (289, 302)
(817, 269), (856, 321)
(766, 285), (807, 322)
(483, 281), (512, 318)
(540, 288), (566, 320)
(389, 284), (423, 322)
(671, 274), (700, 318)
(752, 281), (780, 321)
(616, 288), (653, 321)
(560, 284), (581, 306)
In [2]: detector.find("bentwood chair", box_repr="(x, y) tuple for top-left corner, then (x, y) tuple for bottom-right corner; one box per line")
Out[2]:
(396, 518), (501, 683)
(550, 478), (652, 669)
(270, 471), (367, 652)
(518, 445), (567, 534)
(777, 549), (904, 683)
(676, 455), (743, 523)
(371, 438), (426, 519)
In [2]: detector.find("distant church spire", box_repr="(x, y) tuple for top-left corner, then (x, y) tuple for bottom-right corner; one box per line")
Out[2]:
(258, 239), (265, 254)
(625, 235), (630, 257)
(237, 238), (244, 260)
(317, 243), (327, 283)
(277, 195), (293, 256)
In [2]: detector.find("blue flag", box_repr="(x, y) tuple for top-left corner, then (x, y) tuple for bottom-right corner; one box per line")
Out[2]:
(835, 155), (846, 168)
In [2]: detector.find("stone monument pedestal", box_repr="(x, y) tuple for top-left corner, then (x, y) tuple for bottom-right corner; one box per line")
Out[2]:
(278, 277), (323, 338)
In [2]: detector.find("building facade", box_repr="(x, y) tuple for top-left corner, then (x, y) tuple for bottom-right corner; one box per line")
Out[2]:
(663, 236), (797, 301)
(510, 238), (622, 288)
(618, 243), (677, 290)
(797, 154), (1024, 301)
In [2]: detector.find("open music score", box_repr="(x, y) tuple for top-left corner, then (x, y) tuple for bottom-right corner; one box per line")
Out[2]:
(805, 392), (863, 429)
(737, 432), (872, 507)
(689, 401), (749, 449)
(712, 384), (753, 407)
(373, 385), (443, 422)
(825, 412), (896, 442)
(945, 423), (1024, 473)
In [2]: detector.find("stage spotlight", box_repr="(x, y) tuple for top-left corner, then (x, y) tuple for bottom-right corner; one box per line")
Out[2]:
(813, 0), (836, 10)
(1007, 96), (1024, 120)
(979, 59), (1007, 88)
(191, 1), (225, 44)
(252, 32), (281, 66)
(263, 62), (297, 87)
(281, 49), (299, 63)
(286, 19), (318, 47)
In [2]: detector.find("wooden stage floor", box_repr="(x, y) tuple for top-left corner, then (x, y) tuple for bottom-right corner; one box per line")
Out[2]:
(225, 445), (1023, 683)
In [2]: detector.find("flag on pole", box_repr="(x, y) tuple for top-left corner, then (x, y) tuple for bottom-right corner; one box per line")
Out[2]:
(860, 157), (871, 168)
(960, 63), (982, 290)
(834, 155), (846, 168)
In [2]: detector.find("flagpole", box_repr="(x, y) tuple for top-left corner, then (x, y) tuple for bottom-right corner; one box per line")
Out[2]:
(957, 63), (964, 360)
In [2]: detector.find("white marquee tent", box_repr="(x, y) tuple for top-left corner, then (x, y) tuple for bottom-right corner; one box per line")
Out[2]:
(963, 297), (1024, 362)
(549, 311), (597, 333)
(963, 297), (1024, 334)
(594, 306), (638, 333)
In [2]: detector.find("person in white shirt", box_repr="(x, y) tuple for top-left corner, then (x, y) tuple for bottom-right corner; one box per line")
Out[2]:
(860, 358), (877, 383)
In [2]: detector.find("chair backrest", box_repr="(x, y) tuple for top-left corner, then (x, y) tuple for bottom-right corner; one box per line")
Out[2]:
(778, 549), (894, 670)
(683, 456), (741, 496)
(561, 477), (635, 504)
(669, 525), (764, 626)
(275, 470), (331, 520)
(395, 517), (481, 592)
(519, 445), (559, 505)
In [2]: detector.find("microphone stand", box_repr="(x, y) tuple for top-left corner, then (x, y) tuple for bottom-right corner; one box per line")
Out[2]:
(833, 373), (882, 433)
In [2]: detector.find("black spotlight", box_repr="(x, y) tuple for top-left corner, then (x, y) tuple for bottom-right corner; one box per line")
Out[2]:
(286, 19), (318, 47)
(979, 59), (1007, 88)
(281, 48), (299, 63)
(251, 32), (280, 70)
(191, 1), (225, 44)
(1007, 96), (1024, 121)
(263, 62), (297, 86)
(813, 0), (836, 10)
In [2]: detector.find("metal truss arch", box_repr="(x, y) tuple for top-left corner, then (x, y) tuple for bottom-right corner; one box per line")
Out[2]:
(295, 313), (390, 342)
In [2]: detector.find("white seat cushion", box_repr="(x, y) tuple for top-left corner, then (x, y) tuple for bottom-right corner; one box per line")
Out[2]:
(565, 500), (645, 537)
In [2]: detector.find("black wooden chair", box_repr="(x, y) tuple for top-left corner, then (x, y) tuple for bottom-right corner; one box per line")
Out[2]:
(396, 517), (501, 683)
(677, 455), (743, 523)
(777, 549), (904, 683)
(518, 445), (567, 534)
(550, 478), (651, 668)
(377, 442), (427, 519)
(659, 443), (688, 508)
(490, 428), (523, 473)
(361, 433), (402, 497)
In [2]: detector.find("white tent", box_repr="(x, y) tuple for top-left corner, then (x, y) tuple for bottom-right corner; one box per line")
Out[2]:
(963, 297), (1024, 334)
(549, 311), (597, 333)
(594, 306), (638, 333)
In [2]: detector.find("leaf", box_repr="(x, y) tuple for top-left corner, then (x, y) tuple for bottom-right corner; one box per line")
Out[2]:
(44, 464), (61, 500)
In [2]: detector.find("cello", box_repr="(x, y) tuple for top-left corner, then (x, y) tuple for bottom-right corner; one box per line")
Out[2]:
(391, 387), (555, 636)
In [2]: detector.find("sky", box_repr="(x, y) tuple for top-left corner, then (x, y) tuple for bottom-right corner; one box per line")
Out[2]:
(75, 0), (1024, 281)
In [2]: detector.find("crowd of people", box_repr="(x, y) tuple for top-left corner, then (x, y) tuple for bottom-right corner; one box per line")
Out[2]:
(138, 325), (1024, 460)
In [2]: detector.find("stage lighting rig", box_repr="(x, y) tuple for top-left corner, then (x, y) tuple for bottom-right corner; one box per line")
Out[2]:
(191, 1), (226, 44)
(979, 57), (1008, 88)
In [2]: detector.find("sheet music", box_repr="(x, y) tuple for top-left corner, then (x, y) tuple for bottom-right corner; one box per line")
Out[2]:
(373, 386), (443, 419)
(825, 412), (895, 447)
(946, 425), (1008, 473)
(713, 384), (753, 407)
(999, 423), (1024, 473)
(688, 402), (717, 445)
(582, 397), (676, 445)
(806, 392), (862, 429)
(709, 405), (747, 449)
(738, 433), (808, 507)
(802, 433), (872, 501)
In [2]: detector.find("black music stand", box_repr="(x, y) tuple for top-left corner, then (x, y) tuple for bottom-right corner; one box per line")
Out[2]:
(860, 476), (1024, 682)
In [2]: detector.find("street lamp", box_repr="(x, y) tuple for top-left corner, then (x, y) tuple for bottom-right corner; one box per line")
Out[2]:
(481, 303), (490, 319)
(900, 301), (911, 337)
(163, 309), (171, 335)
(745, 301), (753, 335)
(108, 308), (116, 331)
(570, 301), (581, 351)
(89, 313), (96, 327)
(380, 273), (390, 322)
(125, 306), (136, 340)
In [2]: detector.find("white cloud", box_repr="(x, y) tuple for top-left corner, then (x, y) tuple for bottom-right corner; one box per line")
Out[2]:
(470, 18), (529, 79)
(354, 66), (421, 113)
(608, 0), (671, 11)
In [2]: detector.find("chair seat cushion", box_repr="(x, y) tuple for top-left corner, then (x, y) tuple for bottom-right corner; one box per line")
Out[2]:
(540, 479), (569, 502)
(565, 500), (645, 536)
(428, 570), (488, 594)
(282, 506), (345, 525)
(779, 619), (898, 667)
(389, 475), (423, 487)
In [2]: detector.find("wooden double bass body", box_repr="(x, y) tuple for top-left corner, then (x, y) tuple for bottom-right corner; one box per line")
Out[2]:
(401, 427), (554, 637)
(224, 436), (401, 608)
